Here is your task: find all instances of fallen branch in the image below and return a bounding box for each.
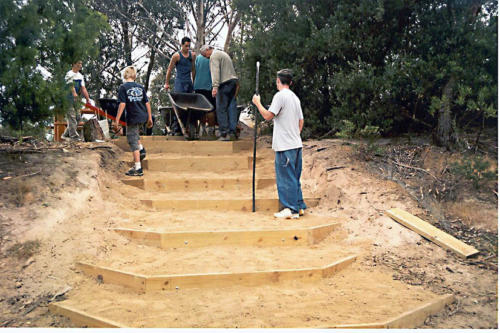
[318,128,336,139]
[389,159,439,180]
[3,169,41,180]
[0,147,66,154]
[88,146,114,150]
[326,166,346,171]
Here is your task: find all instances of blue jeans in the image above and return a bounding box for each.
[216,79,237,136]
[174,80,193,93]
[275,148,307,213]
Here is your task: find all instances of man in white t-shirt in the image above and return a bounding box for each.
[61,60,90,141]
[252,69,307,219]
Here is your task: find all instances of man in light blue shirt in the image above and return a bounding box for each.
[194,54,216,136]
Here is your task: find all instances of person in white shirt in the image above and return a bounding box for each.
[61,60,90,141]
[252,69,307,219]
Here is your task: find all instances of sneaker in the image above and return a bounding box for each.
[274,208,299,219]
[217,134,230,141]
[140,147,146,161]
[229,133,237,141]
[299,209,305,216]
[125,167,143,176]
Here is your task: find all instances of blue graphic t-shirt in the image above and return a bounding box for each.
[117,82,149,125]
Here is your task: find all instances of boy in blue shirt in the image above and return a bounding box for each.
[114,66,153,176]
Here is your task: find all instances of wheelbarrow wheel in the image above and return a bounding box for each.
[187,121,198,140]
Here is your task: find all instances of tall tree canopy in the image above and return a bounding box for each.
[0,0,496,146]
[234,0,497,146]
[0,0,108,130]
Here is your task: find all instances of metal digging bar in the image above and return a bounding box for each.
[252,61,260,212]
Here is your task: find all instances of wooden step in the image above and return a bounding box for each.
[122,174,275,191]
[114,137,252,155]
[138,155,270,172]
[112,222,340,248]
[75,255,356,291]
[49,264,454,328]
[140,197,320,212]
[115,211,341,233]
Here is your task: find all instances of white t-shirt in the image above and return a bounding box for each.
[65,70,85,94]
[268,88,303,152]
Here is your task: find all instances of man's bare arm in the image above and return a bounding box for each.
[165,53,179,90]
[191,52,196,83]
[299,119,304,133]
[252,95,275,121]
[81,86,90,103]
[145,102,153,128]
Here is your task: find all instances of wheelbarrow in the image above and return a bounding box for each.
[167,92,214,139]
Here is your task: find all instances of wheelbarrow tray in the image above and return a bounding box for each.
[167,92,214,113]
[167,92,214,139]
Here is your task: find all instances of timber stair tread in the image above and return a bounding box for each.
[50,264,453,328]
[113,211,338,232]
[49,138,455,327]
[111,220,342,248]
[77,236,354,276]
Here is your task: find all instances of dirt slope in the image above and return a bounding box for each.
[0,138,496,328]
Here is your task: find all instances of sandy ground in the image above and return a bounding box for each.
[58,263,439,328]
[0,137,497,328]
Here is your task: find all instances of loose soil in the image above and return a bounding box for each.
[0,136,497,328]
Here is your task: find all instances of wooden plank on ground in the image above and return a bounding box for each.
[49,303,124,328]
[386,208,479,258]
[385,294,455,328]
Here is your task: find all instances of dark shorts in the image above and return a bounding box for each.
[127,123,142,152]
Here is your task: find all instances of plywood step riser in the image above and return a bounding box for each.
[139,157,271,172]
[114,138,252,154]
[141,198,320,212]
[122,178,275,191]
[113,223,341,248]
[49,293,454,329]
[76,256,357,292]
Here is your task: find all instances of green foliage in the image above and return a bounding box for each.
[0,0,108,131]
[234,0,497,138]
[451,155,497,189]
[337,120,356,139]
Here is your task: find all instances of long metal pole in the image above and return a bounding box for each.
[252,61,260,212]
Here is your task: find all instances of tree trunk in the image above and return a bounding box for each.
[83,119,105,142]
[121,20,132,66]
[223,12,241,52]
[194,0,205,52]
[434,77,457,149]
[144,42,156,93]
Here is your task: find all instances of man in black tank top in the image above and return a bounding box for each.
[164,37,197,135]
